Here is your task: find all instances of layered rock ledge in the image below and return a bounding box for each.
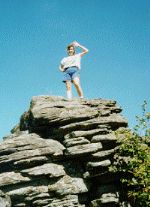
[0,96,130,207]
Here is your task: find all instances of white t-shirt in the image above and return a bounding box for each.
[61,53,81,69]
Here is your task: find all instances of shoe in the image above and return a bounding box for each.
[80,96,84,99]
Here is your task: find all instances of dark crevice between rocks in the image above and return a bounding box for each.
[91,154,115,163]
[109,123,128,131]
[60,123,110,135]
[86,166,110,177]
[26,114,99,131]
[27,124,101,141]
[89,172,120,184]
[67,130,110,142]
[78,192,90,206]
[101,141,118,151]
[60,160,87,178]
[1,177,60,194]
[13,157,51,171]
[87,181,120,204]
[0,148,18,156]
[63,149,104,160]
[0,160,18,173]
[0,155,52,173]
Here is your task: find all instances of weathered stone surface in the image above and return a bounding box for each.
[65,142,102,156]
[60,120,109,133]
[0,136,64,161]
[34,194,85,207]
[91,193,119,206]
[14,156,49,167]
[63,137,90,147]
[87,160,111,169]
[0,190,11,207]
[66,128,109,139]
[7,185,48,197]
[100,192,119,204]
[29,96,99,127]
[91,133,117,143]
[48,175,88,195]
[0,96,130,206]
[92,148,116,160]
[0,172,30,186]
[21,163,65,178]
[0,133,65,173]
[120,201,132,207]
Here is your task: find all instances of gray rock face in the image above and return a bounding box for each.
[0,96,130,207]
[0,190,11,207]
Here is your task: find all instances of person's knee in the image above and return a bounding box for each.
[73,78,80,87]
[74,81,80,88]
[66,82,71,90]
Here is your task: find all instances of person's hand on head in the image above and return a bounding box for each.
[72,41,80,47]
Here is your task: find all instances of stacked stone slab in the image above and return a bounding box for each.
[0,96,130,207]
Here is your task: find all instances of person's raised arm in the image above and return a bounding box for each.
[72,41,89,57]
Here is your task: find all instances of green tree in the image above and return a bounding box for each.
[110,101,150,207]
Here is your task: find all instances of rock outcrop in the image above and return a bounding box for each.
[0,96,130,207]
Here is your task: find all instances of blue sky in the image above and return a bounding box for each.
[0,0,150,140]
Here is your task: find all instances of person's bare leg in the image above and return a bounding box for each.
[72,77,84,98]
[66,81,72,100]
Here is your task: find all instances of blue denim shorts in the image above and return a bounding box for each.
[63,66,80,82]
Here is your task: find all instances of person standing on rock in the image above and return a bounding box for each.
[59,41,89,100]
